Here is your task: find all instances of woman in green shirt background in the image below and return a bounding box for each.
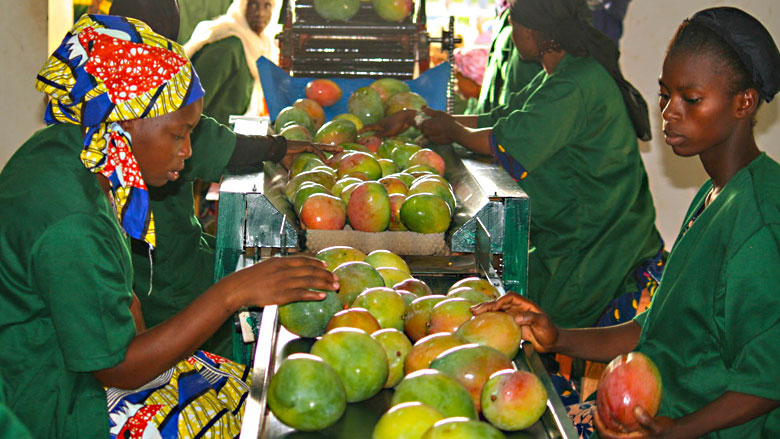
[367,0,661,332]
[183,0,277,124]
[474,6,780,438]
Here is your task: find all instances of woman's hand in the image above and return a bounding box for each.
[229,256,339,308]
[594,406,676,439]
[419,106,460,145]
[361,109,418,137]
[281,140,342,170]
[470,292,559,353]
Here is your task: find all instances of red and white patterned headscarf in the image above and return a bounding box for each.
[35,14,205,248]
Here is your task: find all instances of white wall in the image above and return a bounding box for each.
[620,0,780,245]
[1,0,778,249]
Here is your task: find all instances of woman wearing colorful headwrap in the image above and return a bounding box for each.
[367,0,663,331]
[183,0,277,124]
[109,0,339,360]
[474,6,780,439]
[0,15,337,439]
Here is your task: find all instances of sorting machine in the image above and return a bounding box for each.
[210,0,578,434]
[212,120,577,439]
[275,0,461,110]
[276,0,458,78]
[214,121,532,351]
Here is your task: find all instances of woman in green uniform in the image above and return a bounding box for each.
[110,0,339,359]
[183,0,276,124]
[367,0,659,330]
[0,15,337,439]
[474,7,780,438]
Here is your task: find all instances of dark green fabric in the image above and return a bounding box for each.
[191,36,254,125]
[466,9,543,115]
[177,0,233,43]
[132,116,240,358]
[478,54,659,328]
[635,153,780,438]
[0,124,137,439]
[73,5,89,22]
[508,0,651,140]
[0,379,33,439]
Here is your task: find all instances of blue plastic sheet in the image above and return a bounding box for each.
[257,56,451,122]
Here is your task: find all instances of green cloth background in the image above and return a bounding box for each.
[177,0,232,44]
[191,36,255,125]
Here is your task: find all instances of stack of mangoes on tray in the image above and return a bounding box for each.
[271,246,548,438]
[276,77,456,235]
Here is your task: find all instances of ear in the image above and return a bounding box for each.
[734,88,759,120]
[117,119,136,133]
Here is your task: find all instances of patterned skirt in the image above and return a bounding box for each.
[107,350,251,439]
[595,242,666,327]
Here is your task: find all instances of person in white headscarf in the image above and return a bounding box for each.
[183,0,278,124]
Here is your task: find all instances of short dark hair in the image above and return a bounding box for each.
[667,21,757,100]
[109,0,181,41]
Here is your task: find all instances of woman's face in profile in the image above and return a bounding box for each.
[122,98,203,187]
[510,20,539,62]
[246,0,274,35]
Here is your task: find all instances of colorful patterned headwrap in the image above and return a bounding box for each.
[35,14,205,248]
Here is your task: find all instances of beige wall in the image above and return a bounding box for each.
[0,0,72,166]
[1,0,48,166]
[1,1,778,247]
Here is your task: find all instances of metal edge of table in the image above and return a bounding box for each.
[240,304,280,439]
[240,305,579,439]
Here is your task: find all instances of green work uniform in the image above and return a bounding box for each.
[132,116,239,358]
[177,0,233,44]
[478,53,659,328]
[466,9,542,115]
[0,124,137,439]
[634,153,780,438]
[0,379,34,439]
[191,36,254,125]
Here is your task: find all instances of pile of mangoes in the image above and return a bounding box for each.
[269,246,549,436]
[276,78,456,234]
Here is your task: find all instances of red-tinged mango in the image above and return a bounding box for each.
[305,78,343,106]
